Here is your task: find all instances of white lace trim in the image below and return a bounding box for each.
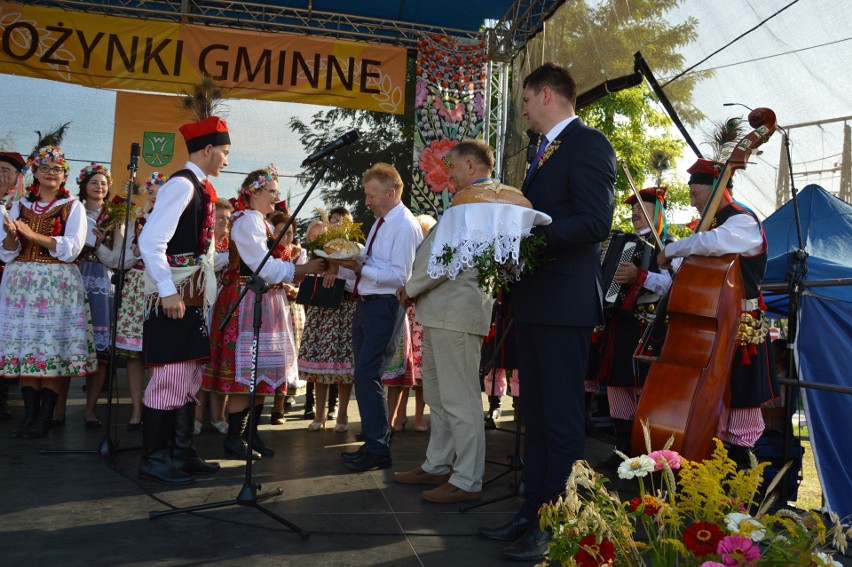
[426,204,551,280]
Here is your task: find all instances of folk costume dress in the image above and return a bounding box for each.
[202,209,299,396]
[297,267,358,386]
[0,197,98,378]
[115,217,146,356]
[79,206,135,359]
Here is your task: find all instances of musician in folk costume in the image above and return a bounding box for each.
[137,116,229,484]
[658,158,779,466]
[590,187,674,466]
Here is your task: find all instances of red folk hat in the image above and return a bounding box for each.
[179,116,231,153]
[625,186,667,208]
[0,152,26,171]
[687,158,723,185]
[274,200,289,214]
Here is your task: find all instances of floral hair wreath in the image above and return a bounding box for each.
[239,163,279,197]
[27,146,70,174]
[76,162,112,185]
[145,172,169,189]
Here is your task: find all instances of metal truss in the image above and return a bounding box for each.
[20,0,480,47]
[489,0,565,60]
[483,51,510,180]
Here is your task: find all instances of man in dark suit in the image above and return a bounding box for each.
[479,63,615,561]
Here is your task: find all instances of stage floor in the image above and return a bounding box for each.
[1,377,847,566]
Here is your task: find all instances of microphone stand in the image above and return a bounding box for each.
[149,155,336,537]
[41,143,143,458]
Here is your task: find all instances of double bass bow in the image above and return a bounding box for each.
[630,107,777,461]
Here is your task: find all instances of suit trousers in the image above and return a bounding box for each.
[352,297,405,457]
[420,326,486,492]
[515,322,592,521]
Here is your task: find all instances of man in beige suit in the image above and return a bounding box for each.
[394,139,497,503]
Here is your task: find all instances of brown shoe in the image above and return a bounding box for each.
[393,466,451,485]
[421,482,482,503]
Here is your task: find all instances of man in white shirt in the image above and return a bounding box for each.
[329,163,422,472]
[137,116,229,485]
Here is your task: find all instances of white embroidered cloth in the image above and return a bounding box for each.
[427,203,552,280]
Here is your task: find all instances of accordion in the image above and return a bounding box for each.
[600,231,653,310]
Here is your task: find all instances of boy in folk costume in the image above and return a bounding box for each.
[137,116,229,484]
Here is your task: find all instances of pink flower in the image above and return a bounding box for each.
[26,356,35,364]
[432,97,466,123]
[717,535,761,565]
[9,357,19,366]
[36,360,47,370]
[647,449,683,471]
[415,77,429,108]
[700,563,726,567]
[418,138,458,194]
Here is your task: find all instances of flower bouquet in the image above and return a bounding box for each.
[101,193,144,233]
[303,208,365,257]
[538,425,849,566]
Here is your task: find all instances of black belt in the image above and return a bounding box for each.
[360,293,397,301]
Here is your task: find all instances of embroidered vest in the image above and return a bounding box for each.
[17,201,76,264]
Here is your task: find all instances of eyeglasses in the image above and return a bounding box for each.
[266,188,280,198]
[38,165,65,174]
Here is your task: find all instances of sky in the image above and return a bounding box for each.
[0,74,334,213]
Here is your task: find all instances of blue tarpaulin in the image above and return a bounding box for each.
[762,185,852,519]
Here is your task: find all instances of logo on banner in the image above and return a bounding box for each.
[143,132,175,167]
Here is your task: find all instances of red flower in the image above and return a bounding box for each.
[575,534,616,567]
[51,217,63,237]
[111,195,125,204]
[682,521,725,557]
[627,494,661,516]
[418,138,458,194]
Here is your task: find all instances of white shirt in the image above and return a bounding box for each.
[543,115,578,147]
[230,210,295,285]
[357,202,422,295]
[0,197,87,263]
[84,205,137,270]
[139,161,206,298]
[665,211,763,260]
[635,228,672,296]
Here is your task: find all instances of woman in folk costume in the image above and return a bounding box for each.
[115,172,166,430]
[53,163,137,428]
[203,165,324,459]
[0,141,98,439]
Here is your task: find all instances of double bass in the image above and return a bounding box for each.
[631,107,777,461]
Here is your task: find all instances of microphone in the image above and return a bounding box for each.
[301,130,359,166]
[128,142,141,171]
[526,129,540,165]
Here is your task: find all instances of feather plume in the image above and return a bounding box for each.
[179,75,227,120]
[703,117,744,162]
[33,122,71,150]
[648,149,672,187]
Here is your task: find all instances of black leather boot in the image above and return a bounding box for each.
[173,403,220,475]
[596,418,634,469]
[303,382,315,420]
[223,408,260,460]
[12,386,40,438]
[485,395,502,429]
[138,406,193,484]
[725,443,754,470]
[22,387,58,439]
[247,404,274,457]
[0,379,11,420]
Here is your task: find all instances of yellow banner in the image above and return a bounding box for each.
[110,91,194,196]
[0,2,407,114]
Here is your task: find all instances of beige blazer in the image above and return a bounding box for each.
[405,229,494,336]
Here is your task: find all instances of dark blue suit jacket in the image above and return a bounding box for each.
[512,117,616,327]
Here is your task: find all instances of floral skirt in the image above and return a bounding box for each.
[382,309,414,387]
[0,262,97,378]
[80,259,114,358]
[115,268,145,356]
[203,275,298,395]
[298,295,356,385]
[408,306,423,387]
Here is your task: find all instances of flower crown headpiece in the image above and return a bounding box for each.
[76,162,112,185]
[145,172,169,189]
[240,163,279,197]
[27,146,69,174]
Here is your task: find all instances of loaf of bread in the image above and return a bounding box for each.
[323,238,360,256]
[452,183,532,208]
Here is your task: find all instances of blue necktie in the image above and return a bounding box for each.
[526,135,549,181]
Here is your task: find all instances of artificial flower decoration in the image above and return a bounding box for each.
[538,140,561,168]
[145,172,169,189]
[30,146,69,173]
[244,163,279,196]
[76,162,112,185]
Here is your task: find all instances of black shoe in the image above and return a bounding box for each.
[502,525,551,562]
[479,515,531,541]
[303,409,316,421]
[344,451,391,472]
[341,446,365,462]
